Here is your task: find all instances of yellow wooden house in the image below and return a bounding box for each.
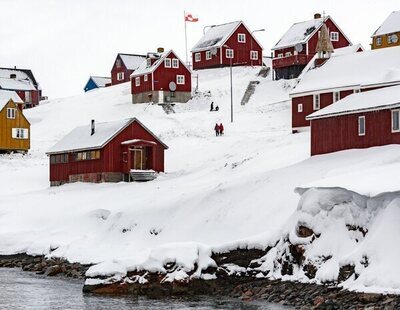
[0,90,30,153]
[371,11,400,50]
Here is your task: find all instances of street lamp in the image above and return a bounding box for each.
[223,44,234,123]
[251,29,265,66]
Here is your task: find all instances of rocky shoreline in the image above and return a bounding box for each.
[1,253,399,309]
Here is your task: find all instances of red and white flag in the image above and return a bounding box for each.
[185,13,199,22]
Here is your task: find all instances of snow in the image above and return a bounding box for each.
[272,17,324,50]
[130,51,169,77]
[191,21,241,52]
[1,66,400,293]
[47,118,132,154]
[119,54,146,71]
[373,10,400,37]
[291,46,400,96]
[91,76,111,88]
[121,139,157,145]
[0,68,30,80]
[0,90,23,110]
[307,84,400,119]
[0,77,36,91]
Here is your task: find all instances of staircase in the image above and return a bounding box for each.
[258,66,270,78]
[241,81,260,105]
[130,170,157,182]
[160,103,175,114]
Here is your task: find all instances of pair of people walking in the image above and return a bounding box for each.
[214,123,224,136]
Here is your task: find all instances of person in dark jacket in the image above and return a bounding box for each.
[219,123,224,135]
[214,123,220,136]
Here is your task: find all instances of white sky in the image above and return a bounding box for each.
[0,0,398,98]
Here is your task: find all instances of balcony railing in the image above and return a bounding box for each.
[272,54,314,69]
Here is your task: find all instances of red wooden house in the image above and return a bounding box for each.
[290,45,400,132]
[0,67,42,108]
[272,14,352,80]
[130,49,192,104]
[111,53,146,85]
[191,21,263,70]
[46,118,168,186]
[307,85,400,156]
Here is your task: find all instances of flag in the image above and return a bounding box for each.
[185,13,199,22]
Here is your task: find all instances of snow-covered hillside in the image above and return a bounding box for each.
[1,67,400,293]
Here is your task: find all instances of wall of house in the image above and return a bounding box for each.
[192,23,263,70]
[311,109,400,155]
[131,73,153,94]
[84,79,98,92]
[372,32,400,50]
[0,100,30,152]
[15,90,40,107]
[49,121,166,183]
[111,55,132,85]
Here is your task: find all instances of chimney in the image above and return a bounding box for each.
[91,120,95,136]
[157,47,164,53]
[314,13,322,19]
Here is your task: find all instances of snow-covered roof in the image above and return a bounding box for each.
[307,85,400,120]
[0,68,39,88]
[0,90,23,111]
[273,17,325,50]
[291,46,400,96]
[119,54,147,70]
[47,118,168,154]
[372,10,400,37]
[0,77,36,91]
[91,76,111,88]
[191,21,242,52]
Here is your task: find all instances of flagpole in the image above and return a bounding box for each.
[184,10,188,64]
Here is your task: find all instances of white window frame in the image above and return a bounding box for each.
[391,110,400,133]
[250,51,258,60]
[333,91,340,103]
[206,51,212,60]
[12,128,29,139]
[144,74,148,82]
[226,49,234,59]
[135,77,140,87]
[7,108,16,119]
[164,58,172,68]
[313,94,320,110]
[195,53,201,62]
[330,32,339,42]
[176,75,185,85]
[358,116,366,136]
[298,103,303,113]
[172,58,179,68]
[285,52,292,57]
[376,36,382,46]
[117,72,124,81]
[238,33,246,43]
[277,53,283,58]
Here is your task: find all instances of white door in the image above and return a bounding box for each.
[25,91,31,103]
[158,91,164,104]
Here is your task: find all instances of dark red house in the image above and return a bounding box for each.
[111,53,146,85]
[272,14,352,80]
[191,21,263,70]
[130,49,192,104]
[0,67,42,108]
[307,85,400,156]
[290,45,400,132]
[46,118,168,186]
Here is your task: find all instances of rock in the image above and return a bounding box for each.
[45,265,63,276]
[297,225,314,238]
[358,293,382,304]
[338,265,355,282]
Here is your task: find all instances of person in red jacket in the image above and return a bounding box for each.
[214,123,220,136]
[219,123,224,135]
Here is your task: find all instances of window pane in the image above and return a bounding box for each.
[393,111,400,131]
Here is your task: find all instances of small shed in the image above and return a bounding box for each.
[84,76,111,92]
[111,53,147,85]
[46,118,168,186]
[307,85,400,155]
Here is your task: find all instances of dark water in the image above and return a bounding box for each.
[0,269,290,310]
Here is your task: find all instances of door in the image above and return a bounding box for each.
[132,149,143,170]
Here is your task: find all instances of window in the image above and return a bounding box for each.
[333,91,340,103]
[116,59,121,68]
[177,75,185,85]
[7,108,16,119]
[164,58,171,68]
[250,51,258,60]
[195,53,201,62]
[226,49,234,59]
[12,128,29,139]
[376,36,382,46]
[285,52,292,57]
[117,72,124,81]
[74,150,100,161]
[135,77,140,87]
[358,116,365,136]
[388,34,398,44]
[238,33,246,43]
[330,32,339,42]
[277,53,283,58]
[392,110,400,132]
[206,51,212,60]
[354,89,361,94]
[172,58,179,68]
[144,74,148,82]
[313,94,320,110]
[298,103,303,113]
[50,154,68,164]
